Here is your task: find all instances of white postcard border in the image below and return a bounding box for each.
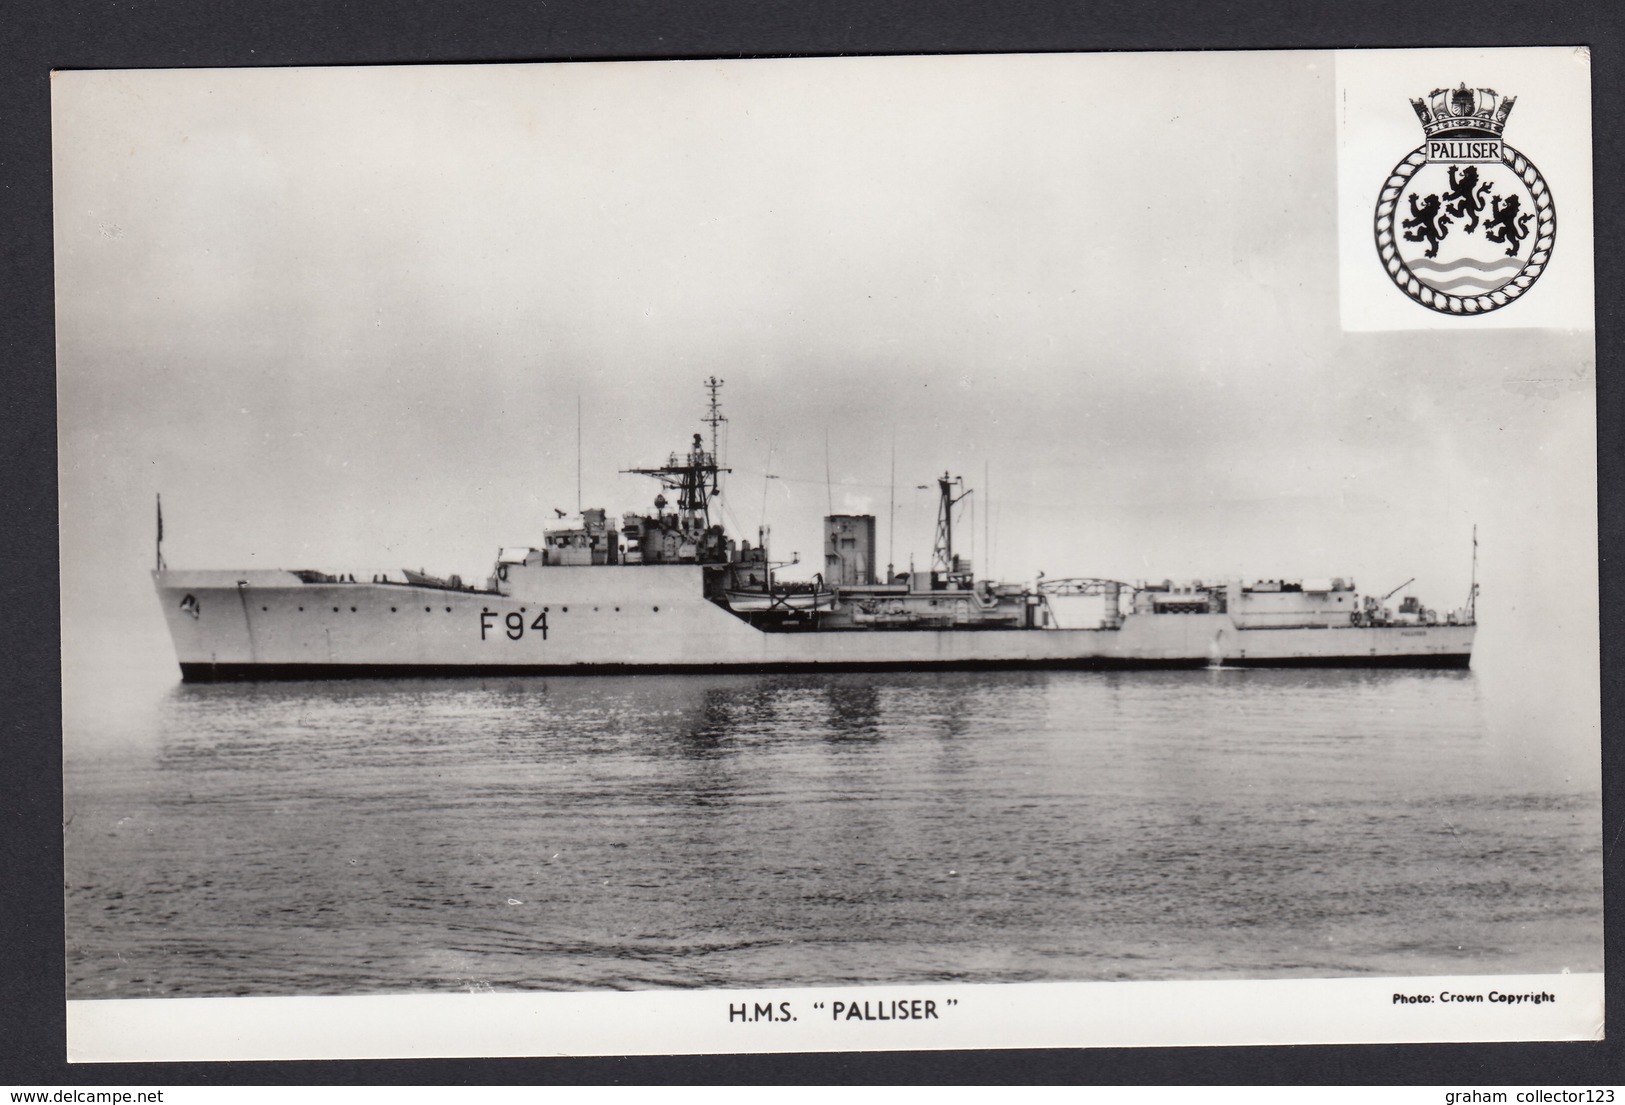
[67,973,1603,1063]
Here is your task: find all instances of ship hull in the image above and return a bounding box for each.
[178,653,1471,682]
[155,566,1476,682]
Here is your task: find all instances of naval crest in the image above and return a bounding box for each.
[1374,84,1555,314]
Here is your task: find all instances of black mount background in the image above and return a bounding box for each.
[3,0,1619,1087]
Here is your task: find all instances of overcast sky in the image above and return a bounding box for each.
[54,52,1596,697]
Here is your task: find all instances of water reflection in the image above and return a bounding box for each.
[142,667,1492,793]
[672,685,744,757]
[64,662,1598,998]
[824,681,882,743]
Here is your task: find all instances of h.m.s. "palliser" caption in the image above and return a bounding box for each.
[729,998,957,1023]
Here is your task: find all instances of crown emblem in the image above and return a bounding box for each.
[1409,83,1516,140]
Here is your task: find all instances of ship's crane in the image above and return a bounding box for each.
[1379,577,1416,603]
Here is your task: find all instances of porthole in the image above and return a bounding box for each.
[562,606,569,613]
[445,606,451,612]
[614,606,620,612]
[391,607,397,612]
[350,606,357,613]
[298,606,304,612]
[425,606,431,612]
[333,606,340,612]
[261,606,268,612]
[653,605,659,613]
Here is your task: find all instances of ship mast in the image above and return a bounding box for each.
[702,376,727,497]
[887,436,896,584]
[622,379,732,538]
[1467,524,1478,623]
[931,472,973,581]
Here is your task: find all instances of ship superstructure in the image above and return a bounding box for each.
[153,381,1476,680]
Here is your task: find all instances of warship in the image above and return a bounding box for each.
[153,379,1476,681]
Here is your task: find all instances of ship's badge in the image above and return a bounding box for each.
[1374,84,1555,314]
[179,593,200,619]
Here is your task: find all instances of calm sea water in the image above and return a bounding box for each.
[63,660,1602,999]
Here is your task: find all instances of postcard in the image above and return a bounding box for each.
[55,47,1600,1061]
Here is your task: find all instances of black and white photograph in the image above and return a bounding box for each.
[53,46,1601,1061]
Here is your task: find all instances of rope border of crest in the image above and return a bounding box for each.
[1373,144,1556,315]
